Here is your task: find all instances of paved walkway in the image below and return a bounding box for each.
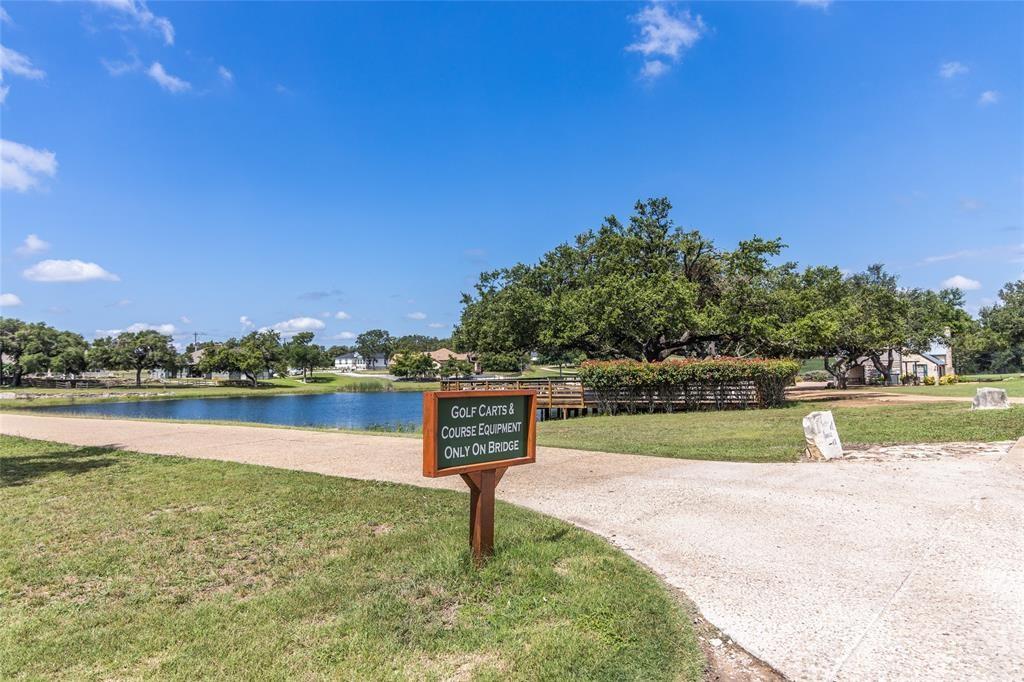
[3,414,1023,681]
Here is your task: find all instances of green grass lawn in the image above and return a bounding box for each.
[879,375,1024,398]
[536,402,1024,462]
[1,373,440,409]
[0,436,702,681]
[798,357,825,373]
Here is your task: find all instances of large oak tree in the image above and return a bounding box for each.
[455,197,794,361]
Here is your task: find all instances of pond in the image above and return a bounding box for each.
[39,392,425,430]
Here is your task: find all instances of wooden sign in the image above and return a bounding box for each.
[423,390,537,563]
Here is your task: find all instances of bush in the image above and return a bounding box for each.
[923,375,935,385]
[801,370,830,382]
[901,373,920,386]
[938,374,958,385]
[577,358,800,413]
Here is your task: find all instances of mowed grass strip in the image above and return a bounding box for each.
[878,375,1024,398]
[536,402,1024,462]
[0,436,702,681]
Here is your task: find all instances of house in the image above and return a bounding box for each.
[423,347,481,374]
[333,352,388,371]
[844,346,954,385]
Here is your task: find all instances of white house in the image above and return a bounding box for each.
[334,352,388,370]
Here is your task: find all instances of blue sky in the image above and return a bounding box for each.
[1,1,1021,346]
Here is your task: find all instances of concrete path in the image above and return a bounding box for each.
[3,413,1023,681]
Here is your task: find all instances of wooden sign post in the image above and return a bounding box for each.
[422,390,537,564]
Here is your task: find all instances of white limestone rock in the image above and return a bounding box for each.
[972,387,1010,410]
[803,410,844,460]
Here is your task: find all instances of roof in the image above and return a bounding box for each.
[919,352,946,366]
[426,347,471,363]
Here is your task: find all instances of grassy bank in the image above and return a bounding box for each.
[1,373,439,409]
[536,402,1024,462]
[1,436,702,680]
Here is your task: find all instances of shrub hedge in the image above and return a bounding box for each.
[577,358,800,413]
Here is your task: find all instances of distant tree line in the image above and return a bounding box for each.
[453,197,1020,386]
[0,318,459,388]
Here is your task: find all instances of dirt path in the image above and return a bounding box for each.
[3,413,1022,681]
[788,386,1024,408]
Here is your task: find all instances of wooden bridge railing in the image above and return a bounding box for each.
[440,377,586,409]
[440,376,766,414]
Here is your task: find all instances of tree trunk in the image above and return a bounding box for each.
[135,367,143,387]
[869,351,895,385]
[823,356,848,389]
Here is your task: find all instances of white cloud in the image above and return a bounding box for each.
[921,244,1023,265]
[101,55,142,77]
[427,322,446,329]
[97,322,176,337]
[795,0,832,8]
[179,315,192,324]
[23,259,119,282]
[959,197,983,211]
[922,249,975,264]
[110,298,133,307]
[640,60,669,80]
[0,293,22,307]
[91,0,175,46]
[939,61,968,79]
[15,233,50,256]
[272,316,326,336]
[978,90,1001,106]
[627,4,706,79]
[332,331,356,340]
[0,45,46,80]
[240,315,254,328]
[406,311,427,320]
[334,310,351,320]
[147,62,190,93]
[0,85,8,104]
[218,65,233,83]
[0,138,57,192]
[942,275,981,291]
[0,8,12,24]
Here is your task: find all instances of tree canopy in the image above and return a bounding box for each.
[453,198,975,386]
[389,351,436,380]
[956,279,1024,373]
[199,330,286,387]
[88,330,177,387]
[355,329,394,367]
[455,198,795,362]
[285,332,327,382]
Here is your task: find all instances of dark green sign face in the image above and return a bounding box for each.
[435,395,529,470]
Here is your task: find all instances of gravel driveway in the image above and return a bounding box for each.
[3,413,1022,681]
